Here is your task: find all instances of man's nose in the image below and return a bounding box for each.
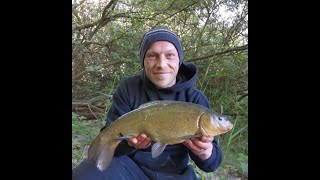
[156,54,167,68]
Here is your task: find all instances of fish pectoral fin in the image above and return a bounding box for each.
[151,142,167,158]
[114,135,134,141]
[180,134,202,140]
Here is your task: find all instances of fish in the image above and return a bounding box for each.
[87,100,233,172]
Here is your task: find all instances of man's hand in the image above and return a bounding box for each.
[127,133,152,149]
[183,136,214,160]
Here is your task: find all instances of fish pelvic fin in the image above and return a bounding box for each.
[87,133,119,172]
[114,134,134,141]
[151,142,167,158]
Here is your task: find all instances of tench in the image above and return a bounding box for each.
[87,100,233,172]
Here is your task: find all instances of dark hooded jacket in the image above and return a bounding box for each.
[104,62,222,174]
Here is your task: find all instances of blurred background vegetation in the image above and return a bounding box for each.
[72,0,247,179]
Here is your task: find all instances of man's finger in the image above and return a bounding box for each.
[184,139,203,153]
[192,139,211,149]
[138,137,151,148]
[136,134,147,143]
[200,136,214,142]
[127,137,138,146]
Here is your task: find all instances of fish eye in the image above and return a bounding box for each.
[218,117,222,121]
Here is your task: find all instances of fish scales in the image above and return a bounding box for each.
[127,101,203,142]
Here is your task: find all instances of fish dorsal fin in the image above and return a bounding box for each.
[137,101,163,109]
[151,142,167,158]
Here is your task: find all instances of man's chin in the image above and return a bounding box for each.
[154,81,175,89]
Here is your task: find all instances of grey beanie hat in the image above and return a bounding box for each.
[139,27,184,67]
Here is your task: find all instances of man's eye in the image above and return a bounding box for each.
[146,54,155,58]
[166,53,175,58]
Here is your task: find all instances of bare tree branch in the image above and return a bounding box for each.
[165,0,178,10]
[102,0,118,18]
[72,60,127,81]
[73,0,119,32]
[159,0,199,22]
[73,11,82,22]
[223,9,248,46]
[73,22,98,31]
[187,44,248,62]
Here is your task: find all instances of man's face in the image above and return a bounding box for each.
[144,41,180,89]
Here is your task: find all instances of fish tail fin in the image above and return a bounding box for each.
[87,131,120,172]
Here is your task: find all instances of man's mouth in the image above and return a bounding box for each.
[154,71,170,74]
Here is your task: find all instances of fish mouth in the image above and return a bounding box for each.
[221,122,233,132]
[229,123,234,130]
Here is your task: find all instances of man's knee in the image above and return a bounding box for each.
[72,159,102,180]
[72,156,148,180]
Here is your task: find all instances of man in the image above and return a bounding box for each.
[73,27,222,180]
